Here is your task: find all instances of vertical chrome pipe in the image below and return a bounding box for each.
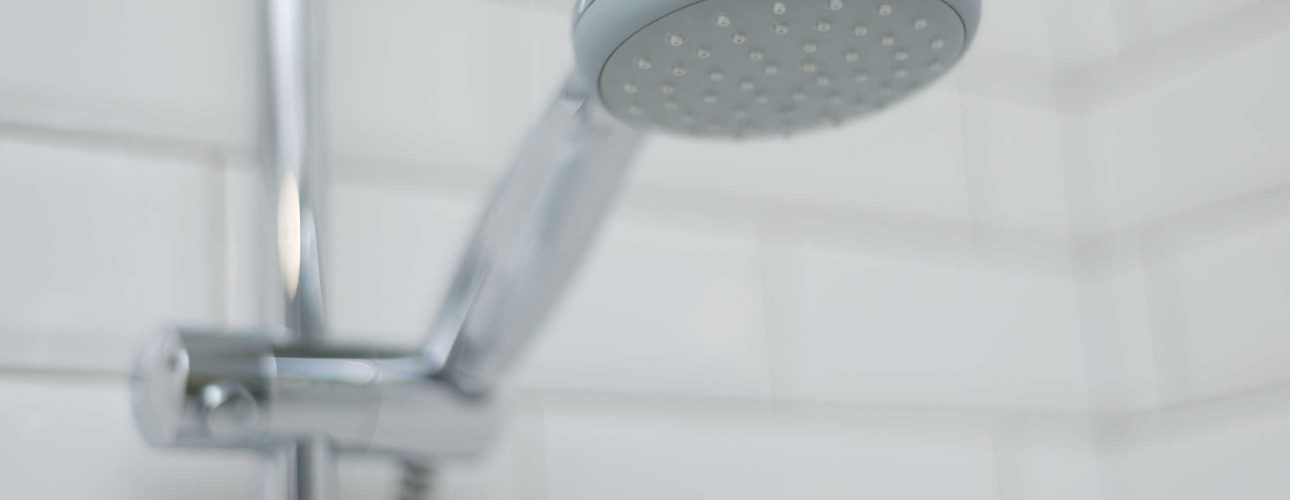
[260,438,337,500]
[398,460,434,500]
[293,439,338,500]
[260,0,333,498]
[424,77,646,394]
[264,0,327,342]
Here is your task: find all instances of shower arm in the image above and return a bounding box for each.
[423,76,646,395]
[131,74,646,461]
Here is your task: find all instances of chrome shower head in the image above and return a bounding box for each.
[573,0,980,138]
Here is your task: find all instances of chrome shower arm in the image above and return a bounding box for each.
[423,75,645,394]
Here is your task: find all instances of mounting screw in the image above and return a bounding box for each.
[201,381,259,438]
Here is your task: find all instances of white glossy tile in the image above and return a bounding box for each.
[0,376,259,499]
[1116,0,1266,49]
[967,0,1054,66]
[513,215,772,398]
[219,165,276,330]
[540,402,784,500]
[325,181,476,346]
[1044,0,1121,71]
[0,0,255,145]
[540,399,1001,500]
[1074,237,1163,415]
[634,86,972,222]
[1081,28,1290,231]
[782,243,1088,411]
[328,0,569,178]
[1143,212,1290,403]
[1103,386,1290,500]
[961,94,1069,236]
[1062,0,1290,115]
[0,137,222,373]
[995,419,1105,500]
[776,419,999,500]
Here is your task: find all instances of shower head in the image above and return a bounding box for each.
[425,2,982,399]
[573,0,980,138]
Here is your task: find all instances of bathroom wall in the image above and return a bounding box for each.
[1,0,1288,498]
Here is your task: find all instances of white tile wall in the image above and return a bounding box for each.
[1141,205,1290,404]
[1112,0,1269,49]
[1078,28,1290,232]
[515,214,774,398]
[327,0,570,179]
[540,397,1002,500]
[0,376,260,499]
[541,402,786,500]
[1043,0,1121,72]
[0,136,224,373]
[632,86,974,224]
[0,1,255,146]
[1100,384,1290,500]
[780,243,1088,412]
[3,0,1290,498]
[1073,236,1163,415]
[968,0,1055,68]
[959,93,1069,237]
[324,180,476,346]
[773,415,1000,500]
[994,418,1105,500]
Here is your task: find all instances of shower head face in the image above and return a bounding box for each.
[574,0,979,138]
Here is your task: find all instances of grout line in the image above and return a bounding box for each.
[1101,181,1290,265]
[990,418,1023,500]
[754,218,796,418]
[1089,414,1124,500]
[525,387,1093,424]
[211,151,232,326]
[0,365,128,384]
[0,119,237,167]
[529,397,551,500]
[1055,116,1122,417]
[954,85,986,247]
[11,102,1288,262]
[2,348,1284,426]
[1135,233,1190,408]
[1104,378,1290,430]
[333,149,1077,273]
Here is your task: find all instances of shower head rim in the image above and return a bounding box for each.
[573,0,981,137]
[575,0,979,41]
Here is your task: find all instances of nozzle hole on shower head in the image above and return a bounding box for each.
[575,0,973,139]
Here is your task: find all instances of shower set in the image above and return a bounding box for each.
[130,0,982,498]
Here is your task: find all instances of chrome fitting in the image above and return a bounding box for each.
[131,329,499,459]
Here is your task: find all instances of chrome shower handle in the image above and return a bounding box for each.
[423,75,645,394]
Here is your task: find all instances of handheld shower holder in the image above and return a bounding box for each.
[132,75,644,464]
[132,329,499,459]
